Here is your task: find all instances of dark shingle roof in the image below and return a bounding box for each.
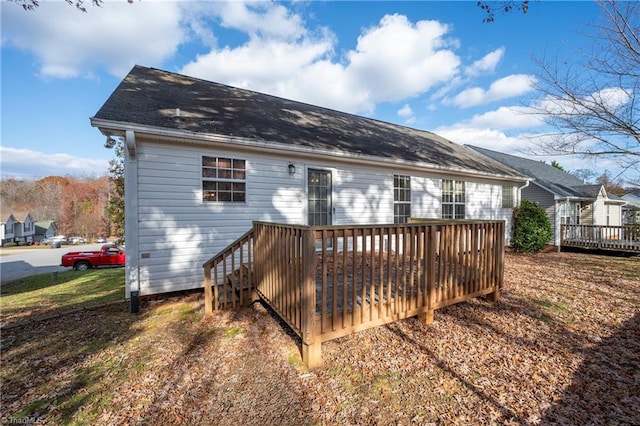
[93,65,522,178]
[466,145,601,199]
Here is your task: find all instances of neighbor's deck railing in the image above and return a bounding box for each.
[561,224,640,253]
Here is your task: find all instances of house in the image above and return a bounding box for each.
[21,213,36,244]
[622,190,640,224]
[35,220,58,242]
[467,146,626,245]
[91,65,528,302]
[3,214,19,244]
[2,213,37,244]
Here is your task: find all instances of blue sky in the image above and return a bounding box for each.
[2,0,624,181]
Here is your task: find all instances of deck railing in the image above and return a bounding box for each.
[203,229,255,314]
[204,220,505,367]
[252,220,504,367]
[561,224,640,252]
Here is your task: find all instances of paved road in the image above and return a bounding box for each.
[0,243,105,285]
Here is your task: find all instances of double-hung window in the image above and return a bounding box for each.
[502,184,515,208]
[393,175,411,224]
[442,179,465,219]
[202,156,246,202]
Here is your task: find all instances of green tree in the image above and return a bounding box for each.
[512,199,552,253]
[550,160,565,172]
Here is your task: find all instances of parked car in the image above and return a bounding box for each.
[96,237,107,243]
[50,236,68,248]
[70,237,88,244]
[60,244,126,270]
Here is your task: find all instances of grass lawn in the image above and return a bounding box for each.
[1,251,638,425]
[1,269,125,328]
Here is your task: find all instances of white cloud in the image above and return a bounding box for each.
[215,1,306,40]
[464,47,505,77]
[397,104,414,118]
[181,11,462,115]
[467,106,545,129]
[1,1,185,78]
[0,146,108,179]
[346,14,460,103]
[397,104,416,123]
[450,74,537,108]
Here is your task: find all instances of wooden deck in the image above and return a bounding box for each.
[561,224,640,253]
[204,220,505,367]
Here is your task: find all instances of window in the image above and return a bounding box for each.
[560,201,580,225]
[202,156,246,202]
[393,175,411,224]
[502,185,514,208]
[442,179,465,219]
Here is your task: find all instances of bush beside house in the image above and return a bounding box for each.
[512,199,553,253]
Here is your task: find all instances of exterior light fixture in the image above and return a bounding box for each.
[288,162,296,175]
[104,135,117,149]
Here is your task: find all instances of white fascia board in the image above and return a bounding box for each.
[90,118,528,183]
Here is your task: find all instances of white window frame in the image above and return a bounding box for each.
[393,175,411,224]
[442,179,466,219]
[501,185,515,208]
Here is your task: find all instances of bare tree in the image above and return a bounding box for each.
[477,1,532,23]
[10,0,133,12]
[529,0,639,178]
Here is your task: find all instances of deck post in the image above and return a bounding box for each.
[486,221,504,303]
[486,289,500,302]
[419,225,437,325]
[204,264,213,316]
[301,228,321,368]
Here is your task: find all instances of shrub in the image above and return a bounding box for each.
[512,199,553,253]
[3,242,18,247]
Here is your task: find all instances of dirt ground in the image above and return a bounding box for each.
[1,250,639,425]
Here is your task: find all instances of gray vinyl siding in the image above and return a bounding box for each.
[522,182,557,245]
[128,140,522,296]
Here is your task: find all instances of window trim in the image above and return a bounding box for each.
[501,184,515,209]
[393,174,411,224]
[441,179,466,219]
[201,156,247,203]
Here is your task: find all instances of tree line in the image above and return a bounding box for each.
[0,175,119,239]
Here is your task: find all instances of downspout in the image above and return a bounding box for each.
[516,180,530,205]
[124,130,140,313]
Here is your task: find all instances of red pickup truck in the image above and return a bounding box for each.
[61,244,126,270]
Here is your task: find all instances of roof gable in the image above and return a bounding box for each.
[93,65,522,179]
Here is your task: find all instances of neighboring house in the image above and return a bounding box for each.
[0,222,5,246]
[21,213,36,244]
[3,214,19,244]
[91,65,527,299]
[621,191,640,224]
[2,213,38,244]
[35,220,58,242]
[468,145,626,245]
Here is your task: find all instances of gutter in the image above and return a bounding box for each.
[90,118,529,184]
